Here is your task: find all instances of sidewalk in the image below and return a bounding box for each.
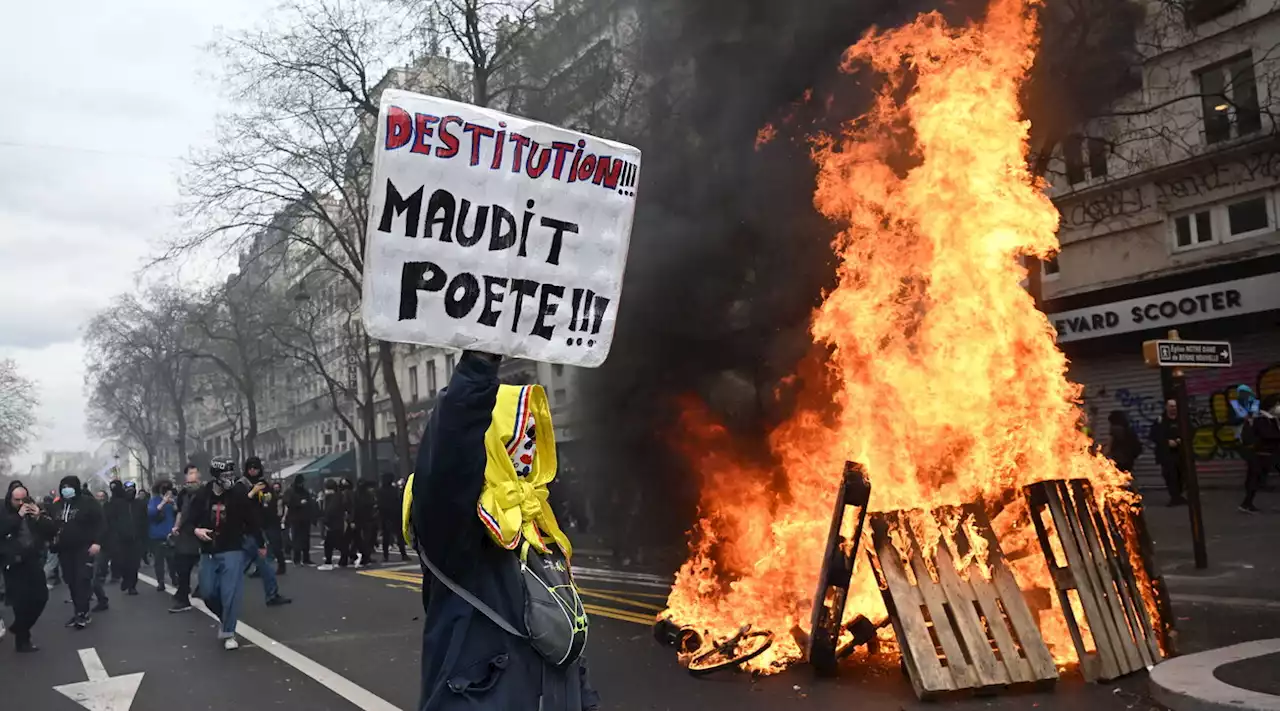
[1145,489,1280,652]
[1144,489,1280,711]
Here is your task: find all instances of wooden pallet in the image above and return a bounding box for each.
[869,505,1058,699]
[1025,479,1164,682]
[807,462,872,676]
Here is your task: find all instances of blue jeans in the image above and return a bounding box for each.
[198,550,246,637]
[242,536,278,600]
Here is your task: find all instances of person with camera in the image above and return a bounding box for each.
[241,457,292,606]
[147,480,179,592]
[1,482,58,651]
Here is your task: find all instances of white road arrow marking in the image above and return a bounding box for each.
[53,648,144,711]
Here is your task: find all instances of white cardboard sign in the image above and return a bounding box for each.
[361,89,641,368]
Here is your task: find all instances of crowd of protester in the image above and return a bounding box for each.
[0,457,410,652]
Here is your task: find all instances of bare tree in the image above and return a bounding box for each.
[186,275,291,460]
[82,289,199,466]
[167,0,424,479]
[0,359,38,476]
[265,272,383,476]
[397,0,545,108]
[85,349,167,486]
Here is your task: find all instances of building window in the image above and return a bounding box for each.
[1062,134,1108,185]
[338,429,347,443]
[409,366,419,401]
[1042,256,1061,280]
[1200,54,1262,145]
[554,388,568,403]
[1225,194,1273,240]
[324,433,332,447]
[1173,209,1215,250]
[1185,0,1243,25]
[552,364,564,378]
[446,353,456,378]
[1172,193,1274,251]
[426,361,438,398]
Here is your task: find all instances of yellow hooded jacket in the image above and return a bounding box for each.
[403,383,572,558]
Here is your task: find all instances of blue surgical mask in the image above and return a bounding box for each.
[61,487,77,499]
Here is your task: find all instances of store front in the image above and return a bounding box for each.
[1045,259,1280,490]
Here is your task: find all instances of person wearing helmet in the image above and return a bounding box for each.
[181,457,264,650]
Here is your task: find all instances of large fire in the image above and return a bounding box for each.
[662,0,1147,673]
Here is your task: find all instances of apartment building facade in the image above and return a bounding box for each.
[1044,0,1280,488]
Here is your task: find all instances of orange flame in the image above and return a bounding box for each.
[663,0,1147,673]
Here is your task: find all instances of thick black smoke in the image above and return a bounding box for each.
[573,0,1141,564]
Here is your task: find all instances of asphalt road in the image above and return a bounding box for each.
[0,542,1171,711]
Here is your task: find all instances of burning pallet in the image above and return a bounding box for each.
[868,505,1059,699]
[807,462,872,676]
[1025,479,1165,682]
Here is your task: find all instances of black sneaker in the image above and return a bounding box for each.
[169,600,193,613]
[65,616,80,628]
[74,614,90,629]
[156,584,166,593]
[92,600,109,612]
[1238,504,1262,514]
[15,638,38,653]
[125,589,139,596]
[265,595,293,607]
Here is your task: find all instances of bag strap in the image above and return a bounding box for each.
[415,539,527,639]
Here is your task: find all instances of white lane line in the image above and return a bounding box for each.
[137,573,402,711]
[79,648,110,682]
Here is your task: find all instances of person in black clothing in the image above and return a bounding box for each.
[1149,399,1186,506]
[411,352,599,711]
[1104,410,1143,475]
[52,475,105,629]
[169,465,204,613]
[284,475,315,565]
[183,457,265,650]
[352,479,379,567]
[1,483,58,651]
[104,481,147,595]
[320,480,348,569]
[1240,395,1280,513]
[244,457,287,577]
[378,473,408,562]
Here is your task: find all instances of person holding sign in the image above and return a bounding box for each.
[407,351,598,711]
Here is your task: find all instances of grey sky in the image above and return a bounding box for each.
[0,0,264,471]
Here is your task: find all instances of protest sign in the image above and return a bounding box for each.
[361,89,641,368]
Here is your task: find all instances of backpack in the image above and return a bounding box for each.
[418,539,589,668]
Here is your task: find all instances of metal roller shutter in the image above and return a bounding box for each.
[1067,329,1280,491]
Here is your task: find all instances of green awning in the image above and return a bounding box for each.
[294,451,353,477]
